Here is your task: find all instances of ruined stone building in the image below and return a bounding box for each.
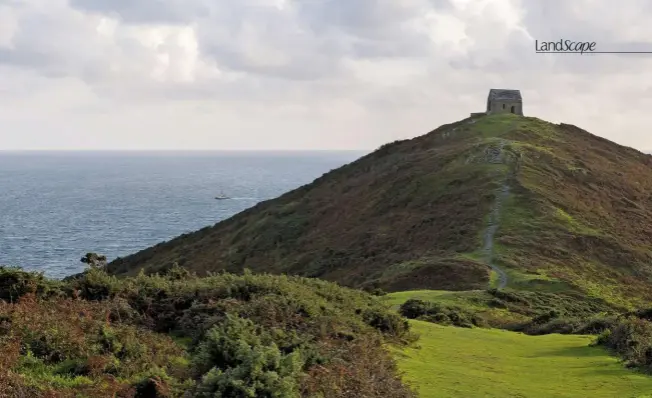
[471,89,524,118]
[486,89,523,116]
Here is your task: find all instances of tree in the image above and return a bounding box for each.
[80,253,107,269]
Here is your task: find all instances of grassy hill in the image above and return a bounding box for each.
[395,320,652,398]
[107,113,652,308]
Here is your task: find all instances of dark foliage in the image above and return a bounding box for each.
[0,266,62,303]
[597,317,652,372]
[399,299,487,328]
[486,289,615,319]
[80,252,108,269]
[403,289,619,336]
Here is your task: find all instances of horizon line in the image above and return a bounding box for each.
[0,148,372,152]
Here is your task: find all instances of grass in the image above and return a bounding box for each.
[489,270,501,288]
[552,207,601,236]
[471,114,521,138]
[395,320,652,398]
[500,267,572,293]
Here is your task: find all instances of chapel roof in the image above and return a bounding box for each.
[488,89,522,102]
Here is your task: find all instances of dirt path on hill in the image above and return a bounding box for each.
[480,120,520,289]
[455,118,520,288]
[482,147,510,289]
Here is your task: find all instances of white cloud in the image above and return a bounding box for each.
[1,0,652,150]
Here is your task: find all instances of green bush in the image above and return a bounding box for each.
[399,299,430,319]
[509,310,619,336]
[522,317,582,335]
[486,288,614,319]
[399,299,486,328]
[363,308,410,335]
[192,316,303,397]
[598,317,652,370]
[0,266,62,302]
[575,316,619,335]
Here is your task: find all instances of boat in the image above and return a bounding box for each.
[215,191,230,200]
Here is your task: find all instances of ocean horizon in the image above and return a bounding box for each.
[0,150,367,278]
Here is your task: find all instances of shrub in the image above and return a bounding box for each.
[362,308,410,336]
[598,317,652,370]
[399,299,486,328]
[508,310,620,336]
[399,299,430,319]
[575,316,618,335]
[0,267,62,302]
[523,317,582,335]
[1,294,188,391]
[485,288,614,319]
[192,317,303,397]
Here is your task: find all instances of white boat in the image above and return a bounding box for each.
[215,191,230,200]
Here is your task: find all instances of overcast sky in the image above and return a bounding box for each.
[1,0,652,151]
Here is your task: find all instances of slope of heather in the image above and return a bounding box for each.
[107,114,652,307]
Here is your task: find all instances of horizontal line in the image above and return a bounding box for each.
[536,51,652,54]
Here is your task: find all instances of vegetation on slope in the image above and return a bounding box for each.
[0,266,415,397]
[491,118,652,307]
[107,116,505,290]
[388,288,617,329]
[107,114,652,308]
[395,320,652,398]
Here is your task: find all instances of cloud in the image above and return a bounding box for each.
[2,0,652,150]
[68,0,209,24]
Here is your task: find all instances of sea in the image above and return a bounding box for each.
[0,151,366,278]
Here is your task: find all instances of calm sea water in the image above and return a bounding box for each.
[0,151,365,278]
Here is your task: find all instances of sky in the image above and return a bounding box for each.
[2,0,652,151]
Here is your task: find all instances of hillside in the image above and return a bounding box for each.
[107,113,652,307]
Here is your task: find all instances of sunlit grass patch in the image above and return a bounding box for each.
[395,320,652,398]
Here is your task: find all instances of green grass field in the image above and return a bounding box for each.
[395,320,652,398]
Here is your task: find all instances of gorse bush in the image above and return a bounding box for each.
[192,316,304,397]
[0,266,63,302]
[0,266,416,397]
[399,299,487,328]
[597,317,652,371]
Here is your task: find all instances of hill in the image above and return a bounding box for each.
[107,113,652,308]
